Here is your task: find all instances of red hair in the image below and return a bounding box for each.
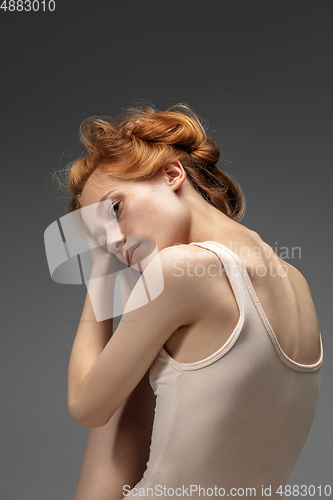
[61,104,245,221]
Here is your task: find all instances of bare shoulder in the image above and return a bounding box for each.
[148,243,222,279]
[124,244,224,330]
[140,244,226,323]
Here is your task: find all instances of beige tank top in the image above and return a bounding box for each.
[123,241,323,500]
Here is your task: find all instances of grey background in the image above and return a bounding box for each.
[1,1,332,499]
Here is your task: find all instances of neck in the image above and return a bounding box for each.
[183,186,242,245]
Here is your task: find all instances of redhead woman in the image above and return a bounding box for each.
[57,105,322,499]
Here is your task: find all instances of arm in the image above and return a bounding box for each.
[68,246,203,428]
[67,247,119,416]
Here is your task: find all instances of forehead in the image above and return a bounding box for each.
[81,171,125,208]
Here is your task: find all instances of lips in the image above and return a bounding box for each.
[126,243,141,265]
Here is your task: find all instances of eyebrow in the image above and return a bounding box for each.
[96,189,117,214]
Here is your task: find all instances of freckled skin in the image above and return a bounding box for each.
[80,160,242,264]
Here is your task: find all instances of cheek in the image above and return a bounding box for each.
[124,205,151,235]
[126,194,178,236]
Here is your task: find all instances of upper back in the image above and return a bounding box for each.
[231,229,322,365]
[164,227,322,366]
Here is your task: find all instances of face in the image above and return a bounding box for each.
[80,162,190,269]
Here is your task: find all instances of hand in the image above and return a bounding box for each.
[90,245,120,277]
[85,245,121,322]
[82,232,122,281]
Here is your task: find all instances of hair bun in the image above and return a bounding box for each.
[120,104,219,166]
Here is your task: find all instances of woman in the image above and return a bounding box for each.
[61,104,322,499]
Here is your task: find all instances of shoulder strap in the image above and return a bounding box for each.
[189,240,247,325]
[189,241,323,372]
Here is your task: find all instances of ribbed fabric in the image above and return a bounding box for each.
[123,241,323,499]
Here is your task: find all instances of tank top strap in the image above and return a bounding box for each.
[189,240,323,372]
[189,240,248,294]
[189,240,246,271]
[190,239,277,321]
[189,240,248,326]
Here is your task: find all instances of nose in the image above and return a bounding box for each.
[105,226,126,255]
[107,237,125,255]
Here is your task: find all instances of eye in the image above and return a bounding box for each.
[108,201,121,218]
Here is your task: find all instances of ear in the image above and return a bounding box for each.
[161,160,186,192]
